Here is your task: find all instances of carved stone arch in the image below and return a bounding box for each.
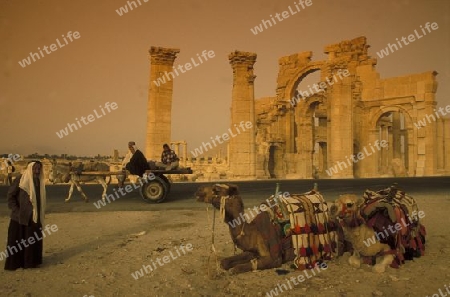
[367,105,415,177]
[281,61,326,102]
[369,105,414,130]
[295,95,326,118]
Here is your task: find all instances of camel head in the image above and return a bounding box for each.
[330,194,365,225]
[195,183,243,213]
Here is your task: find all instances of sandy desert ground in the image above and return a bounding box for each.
[0,191,449,297]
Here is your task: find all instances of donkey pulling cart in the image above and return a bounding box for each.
[76,167,193,203]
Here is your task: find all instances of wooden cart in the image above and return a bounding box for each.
[139,168,193,203]
[81,168,193,203]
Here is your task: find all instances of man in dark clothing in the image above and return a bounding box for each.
[123,142,150,177]
[4,161,46,270]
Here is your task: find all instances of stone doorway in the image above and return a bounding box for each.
[375,111,409,176]
[268,145,283,178]
[313,141,327,178]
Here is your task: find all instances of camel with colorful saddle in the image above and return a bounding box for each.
[330,184,426,272]
[196,183,426,274]
[195,183,339,274]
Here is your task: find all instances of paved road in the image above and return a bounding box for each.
[0,177,449,216]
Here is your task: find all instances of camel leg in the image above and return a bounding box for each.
[373,245,394,273]
[97,177,108,202]
[221,251,255,270]
[348,250,361,268]
[65,181,75,203]
[229,255,283,274]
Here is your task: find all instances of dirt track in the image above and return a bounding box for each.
[0,190,449,297]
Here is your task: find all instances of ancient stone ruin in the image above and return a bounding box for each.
[146,37,450,180]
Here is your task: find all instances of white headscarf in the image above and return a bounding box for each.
[19,162,46,225]
[122,144,138,167]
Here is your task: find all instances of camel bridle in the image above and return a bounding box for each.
[208,185,246,267]
[205,184,236,277]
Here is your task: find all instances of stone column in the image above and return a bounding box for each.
[228,51,257,178]
[146,47,180,160]
[392,112,402,159]
[423,101,437,175]
[388,126,394,165]
[444,119,450,172]
[173,142,180,156]
[327,70,354,178]
[296,116,314,178]
[183,141,187,167]
[227,143,230,167]
[436,118,444,170]
[380,125,388,171]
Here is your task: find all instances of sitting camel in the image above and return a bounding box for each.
[330,187,426,273]
[330,194,394,273]
[196,183,295,274]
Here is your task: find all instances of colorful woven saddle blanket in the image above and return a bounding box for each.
[265,190,338,270]
[360,186,426,267]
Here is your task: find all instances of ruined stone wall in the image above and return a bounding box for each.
[253,36,443,179]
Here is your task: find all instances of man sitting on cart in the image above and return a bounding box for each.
[155,144,179,170]
[122,141,150,177]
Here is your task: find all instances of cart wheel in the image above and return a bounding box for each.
[140,176,168,203]
[160,175,171,194]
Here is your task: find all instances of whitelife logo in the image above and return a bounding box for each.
[265,262,328,296]
[290,69,350,107]
[115,0,149,16]
[227,192,289,228]
[93,173,156,209]
[18,31,81,68]
[55,102,118,139]
[190,121,252,158]
[414,104,450,130]
[376,22,439,59]
[250,0,313,35]
[0,224,58,261]
[152,50,215,87]
[362,210,425,247]
[131,243,193,280]
[325,140,388,177]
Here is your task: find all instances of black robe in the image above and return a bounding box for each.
[4,176,43,270]
[125,150,150,177]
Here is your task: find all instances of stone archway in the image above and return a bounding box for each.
[252,36,442,179]
[367,106,415,177]
[281,61,326,103]
[273,53,328,179]
[292,97,326,178]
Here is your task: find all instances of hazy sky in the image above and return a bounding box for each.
[1,0,449,157]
